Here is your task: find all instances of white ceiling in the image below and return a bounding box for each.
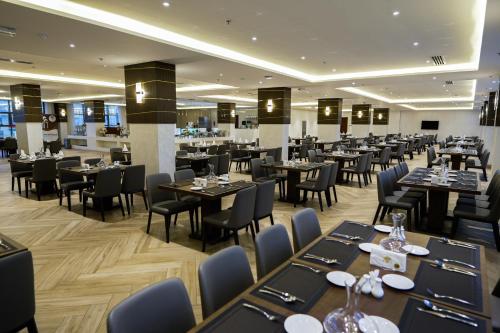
[0,0,498,111]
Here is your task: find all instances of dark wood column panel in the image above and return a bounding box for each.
[479,103,486,126]
[83,100,104,123]
[486,92,496,126]
[54,103,68,122]
[317,98,342,124]
[351,104,371,125]
[372,108,389,125]
[217,103,236,124]
[124,61,176,124]
[9,84,42,123]
[258,87,291,124]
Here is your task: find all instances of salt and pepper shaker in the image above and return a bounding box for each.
[361,274,372,294]
[371,278,384,299]
[359,269,384,299]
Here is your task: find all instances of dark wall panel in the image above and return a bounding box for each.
[83,100,105,123]
[258,87,291,124]
[317,98,342,124]
[372,108,389,125]
[9,84,42,123]
[217,103,236,124]
[351,104,371,125]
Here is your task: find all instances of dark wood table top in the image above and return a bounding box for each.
[398,168,481,195]
[176,155,214,161]
[0,233,27,259]
[261,161,327,172]
[437,148,478,156]
[347,147,380,153]
[60,164,128,176]
[324,152,360,160]
[447,142,477,147]
[159,179,255,200]
[369,143,399,148]
[10,157,62,165]
[191,221,491,332]
[238,147,274,153]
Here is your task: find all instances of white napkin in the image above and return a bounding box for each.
[122,144,128,152]
[370,247,407,272]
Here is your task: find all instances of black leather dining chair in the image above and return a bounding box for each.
[295,164,332,211]
[57,160,91,211]
[291,208,322,252]
[25,158,58,201]
[255,224,293,279]
[82,168,125,222]
[201,185,257,252]
[217,153,230,175]
[121,165,147,215]
[0,251,37,333]
[342,153,369,188]
[107,278,195,333]
[146,173,194,242]
[198,246,254,318]
[84,158,102,166]
[372,147,391,171]
[174,169,200,231]
[252,180,276,233]
[9,155,32,195]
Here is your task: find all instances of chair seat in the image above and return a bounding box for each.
[456,198,490,209]
[341,166,359,173]
[152,200,190,215]
[384,195,417,209]
[466,159,481,167]
[254,176,273,183]
[394,190,425,199]
[296,181,317,191]
[203,209,232,227]
[12,171,32,178]
[458,193,489,201]
[61,180,90,191]
[453,204,491,221]
[180,195,202,206]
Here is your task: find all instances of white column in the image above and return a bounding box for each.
[259,124,289,160]
[317,124,340,141]
[218,123,235,139]
[16,123,43,153]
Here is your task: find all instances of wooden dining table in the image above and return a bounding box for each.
[437,148,478,170]
[323,152,360,183]
[190,220,491,332]
[398,168,481,233]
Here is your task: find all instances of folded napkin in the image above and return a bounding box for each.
[370,247,407,272]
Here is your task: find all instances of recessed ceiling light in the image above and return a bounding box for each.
[118,79,122,82]
[432,76,437,80]
[219,73,223,77]
[60,72,64,75]
[69,43,75,48]
[258,81,263,84]
[351,82,356,85]
[493,80,497,84]
[162,2,170,7]
[264,75,273,80]
[9,59,15,63]
[392,10,400,16]
[413,42,419,47]
[426,60,431,64]
[251,36,257,41]
[331,69,337,72]
[300,56,306,60]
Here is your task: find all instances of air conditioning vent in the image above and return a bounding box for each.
[445,80,453,85]
[431,56,446,65]
[0,25,16,37]
[0,57,33,65]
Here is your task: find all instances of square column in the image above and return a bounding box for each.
[258,87,291,159]
[351,104,372,137]
[372,108,390,135]
[10,84,43,153]
[83,100,105,150]
[54,103,69,142]
[317,98,342,141]
[217,102,236,138]
[125,61,176,176]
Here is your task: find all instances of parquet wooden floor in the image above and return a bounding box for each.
[0,149,498,332]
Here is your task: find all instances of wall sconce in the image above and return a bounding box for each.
[86,107,93,116]
[230,109,236,117]
[266,99,273,113]
[357,110,363,118]
[60,108,66,117]
[325,106,331,116]
[377,113,383,120]
[135,82,145,104]
[13,96,22,110]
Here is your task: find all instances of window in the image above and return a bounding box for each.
[105,105,121,127]
[0,99,15,137]
[72,103,84,126]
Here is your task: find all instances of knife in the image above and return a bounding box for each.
[430,264,477,277]
[330,232,362,240]
[417,307,478,327]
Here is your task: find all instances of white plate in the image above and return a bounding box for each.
[359,316,400,333]
[190,186,203,191]
[374,225,393,233]
[402,245,429,256]
[326,271,356,287]
[423,177,432,182]
[382,274,414,290]
[284,314,323,333]
[218,181,230,185]
[358,243,382,253]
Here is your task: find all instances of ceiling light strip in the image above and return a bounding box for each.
[5,0,486,83]
[399,103,474,111]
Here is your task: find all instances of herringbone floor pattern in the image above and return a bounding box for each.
[0,150,498,332]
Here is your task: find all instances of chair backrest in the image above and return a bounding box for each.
[107,278,195,333]
[94,168,122,197]
[176,150,188,156]
[9,159,32,173]
[254,180,275,220]
[327,162,339,186]
[32,158,57,182]
[217,154,230,175]
[198,246,254,318]
[355,153,369,172]
[250,158,267,181]
[4,137,17,150]
[481,151,490,168]
[274,147,282,162]
[313,164,332,191]
[207,145,218,155]
[121,165,146,193]
[60,156,81,163]
[299,144,308,158]
[228,186,257,229]
[57,160,83,184]
[307,149,317,162]
[291,208,322,252]
[84,158,102,166]
[255,224,293,279]
[486,171,500,195]
[400,162,410,175]
[397,143,405,156]
[0,251,35,333]
[216,144,227,155]
[394,164,404,180]
[111,150,126,163]
[426,148,434,165]
[207,155,219,175]
[381,147,392,163]
[364,153,373,172]
[146,173,176,207]
[376,170,395,203]
[174,169,195,182]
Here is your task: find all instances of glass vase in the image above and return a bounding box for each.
[379,212,409,254]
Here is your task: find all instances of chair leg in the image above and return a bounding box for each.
[318,192,324,212]
[482,168,487,181]
[195,208,200,233]
[249,223,256,240]
[269,214,275,225]
[17,177,22,195]
[325,188,332,207]
[100,198,105,221]
[11,176,14,191]
[189,209,195,235]
[368,172,372,183]
[59,189,63,206]
[406,209,412,231]
[174,213,178,226]
[67,190,72,211]
[333,185,338,202]
[83,195,87,217]
[130,193,134,206]
[232,229,240,245]
[380,206,388,221]
[373,204,382,225]
[36,184,41,201]
[164,214,171,243]
[142,190,148,210]
[492,221,500,252]
[357,174,362,188]
[26,317,38,333]
[253,218,260,233]
[201,222,207,252]
[124,193,131,215]
[118,195,125,216]
[146,211,152,233]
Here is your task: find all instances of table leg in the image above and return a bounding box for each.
[195,198,226,243]
[285,170,301,203]
[450,154,462,170]
[426,189,449,232]
[336,159,346,183]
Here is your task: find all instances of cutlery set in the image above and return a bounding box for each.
[291,262,321,274]
[258,286,304,304]
[440,237,476,250]
[0,239,10,250]
[330,232,363,241]
[242,303,279,322]
[430,260,478,277]
[304,253,340,265]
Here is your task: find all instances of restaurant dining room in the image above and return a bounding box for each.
[0,0,500,332]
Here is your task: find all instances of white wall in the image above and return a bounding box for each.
[290,109,317,138]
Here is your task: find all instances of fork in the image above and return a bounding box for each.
[243,303,278,321]
[291,263,321,274]
[325,237,352,246]
[263,286,305,303]
[0,239,10,250]
[304,253,340,265]
[330,232,362,241]
[258,289,295,303]
[426,288,474,306]
[440,258,476,269]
